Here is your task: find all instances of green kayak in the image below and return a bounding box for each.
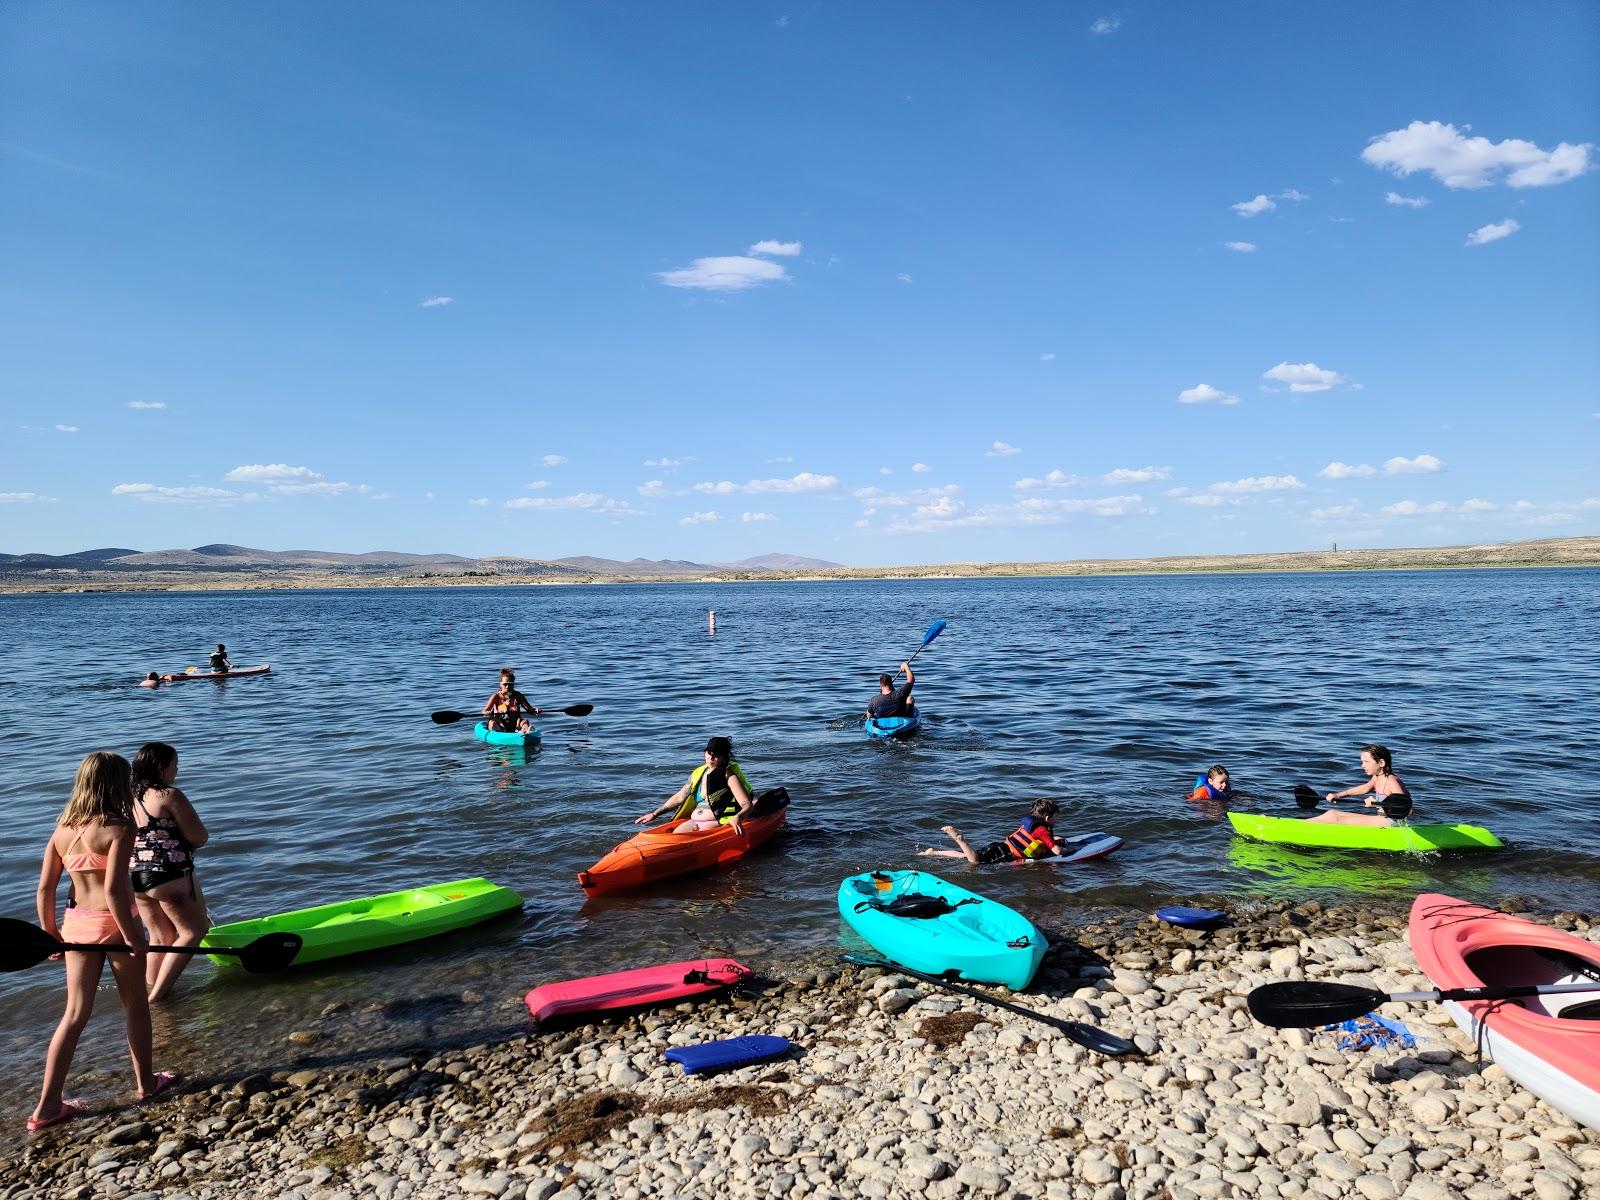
[1227,811,1503,853]
[202,877,523,968]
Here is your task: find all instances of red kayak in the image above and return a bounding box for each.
[577,788,789,895]
[1410,894,1600,1131]
[525,958,750,1024]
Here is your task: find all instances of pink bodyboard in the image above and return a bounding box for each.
[525,957,750,1024]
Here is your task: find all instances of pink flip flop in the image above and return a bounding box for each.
[26,1099,85,1133]
[137,1071,181,1102]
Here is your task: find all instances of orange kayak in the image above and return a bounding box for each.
[578,788,789,894]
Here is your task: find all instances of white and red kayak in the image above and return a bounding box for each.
[1410,894,1600,1131]
[525,958,749,1025]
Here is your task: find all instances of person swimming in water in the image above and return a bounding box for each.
[1187,764,1234,802]
[1306,743,1412,825]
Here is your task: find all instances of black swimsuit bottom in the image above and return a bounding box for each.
[131,865,193,895]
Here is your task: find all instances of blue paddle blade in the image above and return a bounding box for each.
[920,619,948,647]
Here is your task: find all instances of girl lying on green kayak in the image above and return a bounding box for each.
[1306,744,1413,825]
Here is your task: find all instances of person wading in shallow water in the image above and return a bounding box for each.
[30,752,178,1133]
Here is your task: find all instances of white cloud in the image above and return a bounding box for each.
[1015,469,1084,490]
[748,240,802,257]
[127,400,166,409]
[1223,241,1257,253]
[1210,474,1305,494]
[270,481,368,497]
[1320,461,1377,479]
[504,492,638,515]
[1278,188,1310,202]
[679,510,718,525]
[916,495,965,519]
[419,296,454,308]
[1466,218,1520,246]
[424,492,435,500]
[1104,465,1172,484]
[884,493,1152,532]
[1384,453,1443,475]
[1330,216,1356,223]
[1089,16,1121,35]
[741,511,776,522]
[1232,194,1276,217]
[656,255,789,291]
[911,463,931,473]
[878,467,892,476]
[853,484,961,515]
[1178,383,1240,405]
[1180,493,1234,507]
[542,454,568,467]
[525,480,549,490]
[226,463,321,482]
[1040,353,1056,361]
[643,457,690,469]
[636,480,675,499]
[1461,498,1497,512]
[1381,499,1451,516]
[0,491,54,502]
[112,483,241,503]
[55,424,78,433]
[1310,503,1361,521]
[986,440,1022,457]
[1385,191,1430,208]
[1262,361,1344,393]
[468,497,489,507]
[692,472,839,495]
[766,455,795,464]
[1362,120,1594,189]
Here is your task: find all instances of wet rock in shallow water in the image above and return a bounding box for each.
[99,1121,153,1146]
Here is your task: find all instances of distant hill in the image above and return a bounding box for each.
[0,544,840,578]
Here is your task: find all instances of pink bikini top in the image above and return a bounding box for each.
[62,829,108,873]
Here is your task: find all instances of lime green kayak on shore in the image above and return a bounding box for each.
[202,877,523,968]
[1227,811,1503,853]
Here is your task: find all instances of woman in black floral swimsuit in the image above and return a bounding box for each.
[129,743,210,1002]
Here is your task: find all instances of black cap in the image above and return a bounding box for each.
[705,736,733,758]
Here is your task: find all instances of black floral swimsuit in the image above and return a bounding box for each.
[131,791,196,896]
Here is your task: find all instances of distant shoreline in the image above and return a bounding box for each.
[2,535,1595,595]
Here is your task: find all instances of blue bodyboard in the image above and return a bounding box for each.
[1156,906,1227,928]
[664,1035,791,1075]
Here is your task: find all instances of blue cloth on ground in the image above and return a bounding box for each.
[1326,1014,1416,1050]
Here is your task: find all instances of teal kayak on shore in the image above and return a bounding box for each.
[838,869,1046,990]
[1227,811,1503,852]
[203,877,524,968]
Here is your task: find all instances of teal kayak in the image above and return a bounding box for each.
[838,869,1046,990]
[864,715,919,739]
[474,721,541,748]
[1227,811,1503,852]
[202,877,523,968]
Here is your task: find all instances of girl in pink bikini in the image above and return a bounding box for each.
[29,751,178,1132]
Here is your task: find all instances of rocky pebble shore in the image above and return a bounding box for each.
[5,899,1597,1200]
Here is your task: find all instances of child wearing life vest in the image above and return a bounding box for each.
[921,798,1062,865]
[1187,764,1234,802]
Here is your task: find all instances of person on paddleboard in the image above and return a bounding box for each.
[208,645,232,674]
[482,668,540,734]
[1306,744,1412,825]
[922,798,1063,864]
[636,736,754,836]
[867,661,916,720]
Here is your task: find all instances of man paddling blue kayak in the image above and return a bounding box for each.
[866,661,917,722]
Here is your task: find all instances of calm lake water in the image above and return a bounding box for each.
[1,571,1596,1121]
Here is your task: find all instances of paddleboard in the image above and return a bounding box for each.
[665,1035,791,1075]
[163,663,271,682]
[1156,906,1227,928]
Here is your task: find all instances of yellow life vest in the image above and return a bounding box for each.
[671,761,754,823]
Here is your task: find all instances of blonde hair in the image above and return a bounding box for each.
[58,751,133,828]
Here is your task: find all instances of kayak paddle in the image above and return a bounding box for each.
[1247,977,1600,1028]
[431,703,594,725]
[843,952,1142,1057]
[903,619,948,668]
[1293,784,1411,819]
[0,918,302,975]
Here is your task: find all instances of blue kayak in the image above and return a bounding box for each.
[838,869,1046,990]
[473,721,541,748]
[864,714,920,739]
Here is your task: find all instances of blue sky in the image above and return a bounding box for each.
[3,2,1597,565]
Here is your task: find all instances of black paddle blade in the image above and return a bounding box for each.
[1292,784,1321,809]
[211,932,303,974]
[431,710,469,725]
[562,704,594,717]
[0,918,67,972]
[1247,980,1385,1028]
